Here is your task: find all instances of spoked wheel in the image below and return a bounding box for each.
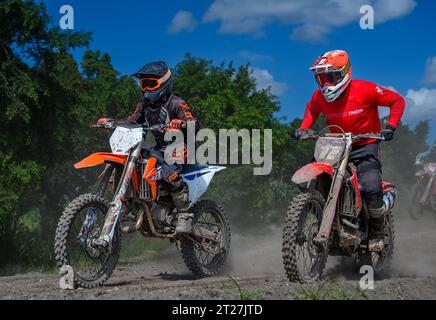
[54,193,121,288]
[409,182,426,220]
[355,211,395,276]
[282,191,328,283]
[181,200,231,277]
[370,211,395,274]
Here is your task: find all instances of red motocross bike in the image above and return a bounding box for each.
[409,163,436,220]
[282,127,396,283]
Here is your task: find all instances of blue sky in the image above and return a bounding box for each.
[41,0,436,142]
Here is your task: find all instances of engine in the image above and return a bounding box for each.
[337,179,357,218]
[151,204,175,232]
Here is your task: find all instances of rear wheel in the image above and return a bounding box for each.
[54,193,121,288]
[355,211,395,276]
[371,211,395,274]
[282,190,328,283]
[181,200,231,277]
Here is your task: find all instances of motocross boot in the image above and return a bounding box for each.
[367,193,386,252]
[368,215,386,252]
[171,185,194,234]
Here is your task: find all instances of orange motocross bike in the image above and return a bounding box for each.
[282,127,396,283]
[54,122,231,288]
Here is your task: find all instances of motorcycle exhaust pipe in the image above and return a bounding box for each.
[121,211,144,233]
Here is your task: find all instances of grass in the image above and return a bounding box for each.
[226,275,263,300]
[296,279,369,300]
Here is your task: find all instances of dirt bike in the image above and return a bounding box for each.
[282,127,396,283]
[409,163,436,220]
[54,122,231,288]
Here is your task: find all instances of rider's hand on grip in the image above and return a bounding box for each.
[292,128,314,140]
[167,119,186,131]
[291,128,304,140]
[96,118,114,131]
[381,125,396,141]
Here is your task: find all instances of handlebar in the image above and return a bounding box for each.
[352,133,385,141]
[91,122,187,132]
[297,129,385,141]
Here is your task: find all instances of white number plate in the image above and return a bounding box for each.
[109,127,143,155]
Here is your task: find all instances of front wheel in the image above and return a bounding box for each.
[409,182,426,220]
[282,190,328,283]
[54,193,121,288]
[180,200,231,277]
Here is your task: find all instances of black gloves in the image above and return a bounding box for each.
[381,125,396,141]
[291,128,305,140]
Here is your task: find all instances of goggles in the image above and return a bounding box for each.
[312,61,350,87]
[139,69,171,91]
[315,71,344,87]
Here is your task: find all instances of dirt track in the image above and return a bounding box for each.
[1,217,436,300]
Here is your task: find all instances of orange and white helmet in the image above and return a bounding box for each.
[310,50,352,102]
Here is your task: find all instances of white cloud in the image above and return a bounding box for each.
[239,51,274,61]
[167,11,198,34]
[423,56,436,85]
[374,0,417,22]
[250,67,288,96]
[403,88,436,124]
[203,0,416,42]
[382,57,436,128]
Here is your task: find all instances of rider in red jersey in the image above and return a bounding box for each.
[294,50,406,247]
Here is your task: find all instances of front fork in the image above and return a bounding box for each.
[314,141,352,248]
[94,144,142,249]
[78,165,114,248]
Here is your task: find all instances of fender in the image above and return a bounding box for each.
[74,153,127,169]
[292,162,334,185]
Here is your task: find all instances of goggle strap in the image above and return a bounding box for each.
[158,69,172,85]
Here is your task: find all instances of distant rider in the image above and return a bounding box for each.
[415,141,436,166]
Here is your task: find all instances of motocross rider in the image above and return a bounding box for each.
[293,50,406,249]
[415,140,436,166]
[97,61,199,234]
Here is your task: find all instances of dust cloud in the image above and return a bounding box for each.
[225,208,436,279]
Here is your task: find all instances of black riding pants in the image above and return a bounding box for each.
[348,142,383,209]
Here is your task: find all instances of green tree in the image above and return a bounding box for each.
[173,54,292,224]
[0,0,138,269]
